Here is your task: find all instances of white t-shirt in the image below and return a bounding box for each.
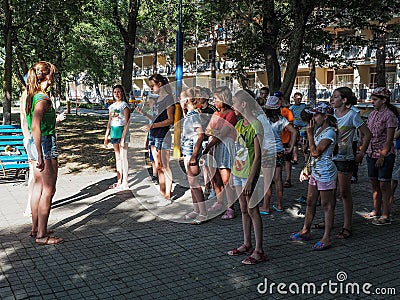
[312,127,337,182]
[334,109,364,161]
[262,116,289,153]
[109,101,130,127]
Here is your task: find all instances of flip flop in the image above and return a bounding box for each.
[227,244,252,256]
[311,241,331,251]
[289,232,310,241]
[273,204,284,212]
[260,211,270,215]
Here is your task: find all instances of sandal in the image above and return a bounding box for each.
[183,211,198,220]
[191,214,207,225]
[227,244,252,256]
[36,236,64,245]
[363,210,380,220]
[312,221,325,229]
[108,183,119,189]
[242,250,269,265]
[221,208,235,220]
[372,217,391,226]
[284,181,292,188]
[311,241,332,251]
[289,232,310,241]
[336,228,352,239]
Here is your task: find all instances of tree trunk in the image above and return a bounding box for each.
[152,49,158,74]
[375,30,386,88]
[2,0,13,125]
[309,59,316,106]
[262,0,281,94]
[211,26,218,91]
[113,0,141,96]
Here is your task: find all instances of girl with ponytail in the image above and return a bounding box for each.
[25,61,64,245]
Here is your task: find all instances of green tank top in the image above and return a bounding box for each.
[26,92,56,136]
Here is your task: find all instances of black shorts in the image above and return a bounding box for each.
[283,143,293,161]
[334,160,355,174]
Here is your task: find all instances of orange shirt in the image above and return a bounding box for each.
[281,107,293,144]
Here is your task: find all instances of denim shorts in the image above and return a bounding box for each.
[26,134,58,161]
[148,133,172,151]
[110,131,130,145]
[334,160,355,174]
[232,175,259,196]
[309,176,336,191]
[366,154,395,181]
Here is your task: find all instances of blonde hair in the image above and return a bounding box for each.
[25,61,56,114]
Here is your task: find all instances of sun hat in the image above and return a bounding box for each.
[265,96,280,109]
[305,102,334,115]
[371,87,391,99]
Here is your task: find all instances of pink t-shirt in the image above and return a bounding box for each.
[366,107,398,158]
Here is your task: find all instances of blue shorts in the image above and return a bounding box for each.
[26,134,58,161]
[232,174,259,193]
[110,131,130,145]
[366,154,395,181]
[148,133,172,151]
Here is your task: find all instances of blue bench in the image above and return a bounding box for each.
[0,125,29,177]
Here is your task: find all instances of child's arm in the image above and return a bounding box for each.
[189,127,204,166]
[104,111,112,146]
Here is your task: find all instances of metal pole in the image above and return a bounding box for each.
[173,0,183,158]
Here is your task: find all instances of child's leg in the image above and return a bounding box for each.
[248,197,263,253]
[120,143,129,186]
[161,149,172,199]
[237,186,252,247]
[186,161,205,215]
[220,168,234,207]
[113,143,122,184]
[320,189,336,245]
[300,183,319,235]
[275,166,284,209]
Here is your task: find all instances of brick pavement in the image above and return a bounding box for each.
[0,117,399,299]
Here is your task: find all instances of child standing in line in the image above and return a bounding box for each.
[259,96,296,214]
[289,102,337,251]
[203,86,237,219]
[137,95,158,184]
[104,85,131,190]
[227,90,268,264]
[180,88,207,224]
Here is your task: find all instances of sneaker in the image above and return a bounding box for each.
[151,175,159,185]
[157,199,172,207]
[208,189,216,199]
[147,198,160,203]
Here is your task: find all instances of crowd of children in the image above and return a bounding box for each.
[117,73,398,264]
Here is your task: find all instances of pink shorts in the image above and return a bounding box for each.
[309,176,336,191]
